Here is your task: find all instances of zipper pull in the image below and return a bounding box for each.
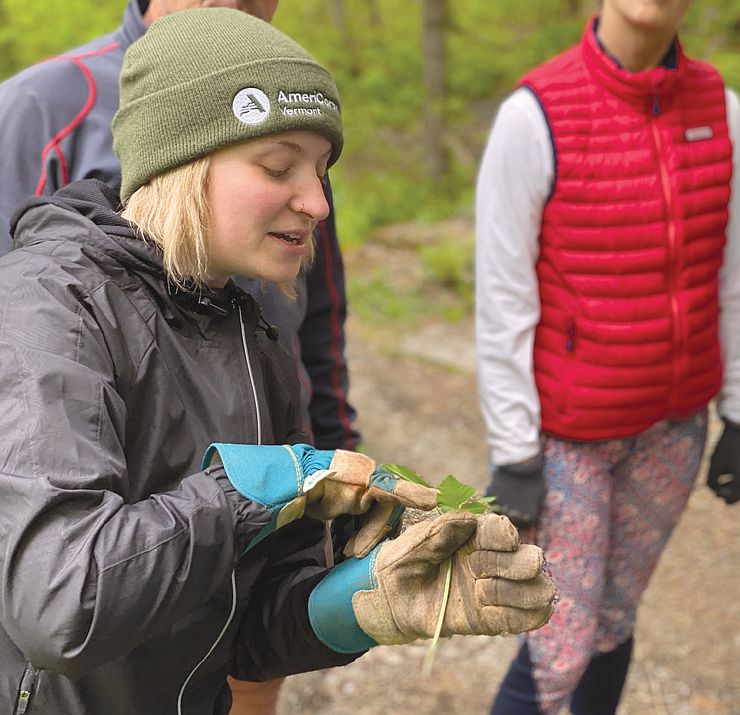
[16,690,31,715]
[197,295,230,316]
[14,665,39,715]
[566,319,576,352]
[650,79,664,116]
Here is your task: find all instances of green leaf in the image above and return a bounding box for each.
[458,500,489,514]
[383,463,493,514]
[381,463,434,488]
[437,474,476,511]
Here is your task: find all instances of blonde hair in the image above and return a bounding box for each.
[121,155,314,297]
[121,156,211,290]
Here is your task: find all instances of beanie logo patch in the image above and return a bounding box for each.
[232,87,271,125]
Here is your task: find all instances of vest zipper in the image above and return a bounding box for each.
[14,664,40,715]
[566,318,576,353]
[650,89,683,410]
[176,302,261,714]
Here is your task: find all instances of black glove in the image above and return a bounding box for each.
[485,454,546,529]
[707,419,740,504]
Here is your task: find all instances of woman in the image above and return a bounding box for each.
[475,1,740,713]
[0,8,555,715]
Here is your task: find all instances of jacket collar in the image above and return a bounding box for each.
[116,0,148,51]
[12,179,261,322]
[581,15,684,113]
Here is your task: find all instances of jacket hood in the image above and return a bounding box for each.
[10,178,265,323]
[11,178,167,277]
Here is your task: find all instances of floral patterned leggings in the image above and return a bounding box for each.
[491,411,708,715]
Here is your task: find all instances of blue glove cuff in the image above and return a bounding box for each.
[201,443,334,505]
[201,443,334,550]
[308,547,381,654]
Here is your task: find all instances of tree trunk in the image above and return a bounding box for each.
[326,0,361,77]
[327,0,348,32]
[422,0,448,179]
[367,0,382,27]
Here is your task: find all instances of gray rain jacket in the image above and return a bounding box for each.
[0,180,357,714]
[0,0,359,452]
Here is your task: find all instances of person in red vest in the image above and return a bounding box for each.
[475,0,740,713]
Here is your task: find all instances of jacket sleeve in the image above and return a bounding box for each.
[231,519,363,680]
[475,88,552,466]
[0,261,268,680]
[0,64,89,254]
[718,87,740,423]
[299,177,361,451]
[0,83,55,253]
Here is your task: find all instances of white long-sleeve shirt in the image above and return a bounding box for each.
[475,87,740,465]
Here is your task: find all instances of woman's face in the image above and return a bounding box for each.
[601,0,692,35]
[205,130,332,287]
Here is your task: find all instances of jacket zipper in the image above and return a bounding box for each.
[650,85,682,410]
[14,665,40,715]
[176,302,261,714]
[237,301,263,444]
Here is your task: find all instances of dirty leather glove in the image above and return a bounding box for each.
[304,450,438,557]
[307,511,555,653]
[202,443,438,553]
[485,454,546,529]
[707,419,740,504]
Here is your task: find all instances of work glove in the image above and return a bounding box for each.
[203,443,438,554]
[485,454,546,529]
[707,419,740,504]
[308,511,555,653]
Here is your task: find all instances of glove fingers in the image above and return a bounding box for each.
[376,511,478,568]
[343,502,405,559]
[469,513,520,552]
[475,603,554,636]
[380,480,439,510]
[475,573,556,610]
[328,450,376,485]
[467,543,545,580]
[707,452,729,486]
[305,482,367,520]
[717,480,740,504]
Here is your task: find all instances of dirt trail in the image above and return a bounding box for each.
[279,245,740,714]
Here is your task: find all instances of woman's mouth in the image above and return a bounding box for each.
[269,231,307,247]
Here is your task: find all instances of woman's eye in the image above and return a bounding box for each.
[262,166,290,178]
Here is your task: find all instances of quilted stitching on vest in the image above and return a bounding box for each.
[520,20,732,440]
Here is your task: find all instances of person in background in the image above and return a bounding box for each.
[0,2,357,712]
[0,9,558,714]
[475,0,740,713]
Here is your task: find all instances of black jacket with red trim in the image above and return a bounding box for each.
[0,0,359,451]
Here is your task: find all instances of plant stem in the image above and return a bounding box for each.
[422,554,454,676]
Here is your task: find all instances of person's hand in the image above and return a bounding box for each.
[308,511,555,653]
[485,454,546,529]
[202,443,438,554]
[302,449,438,557]
[707,419,740,504]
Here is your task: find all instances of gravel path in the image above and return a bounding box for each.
[278,308,740,715]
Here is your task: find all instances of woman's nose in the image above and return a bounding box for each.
[292,176,330,222]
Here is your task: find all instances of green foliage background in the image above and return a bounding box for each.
[1,0,738,248]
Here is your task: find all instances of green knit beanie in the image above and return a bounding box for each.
[113,7,343,201]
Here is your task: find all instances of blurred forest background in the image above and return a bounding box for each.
[1,0,739,319]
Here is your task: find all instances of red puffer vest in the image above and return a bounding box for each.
[520,19,732,441]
